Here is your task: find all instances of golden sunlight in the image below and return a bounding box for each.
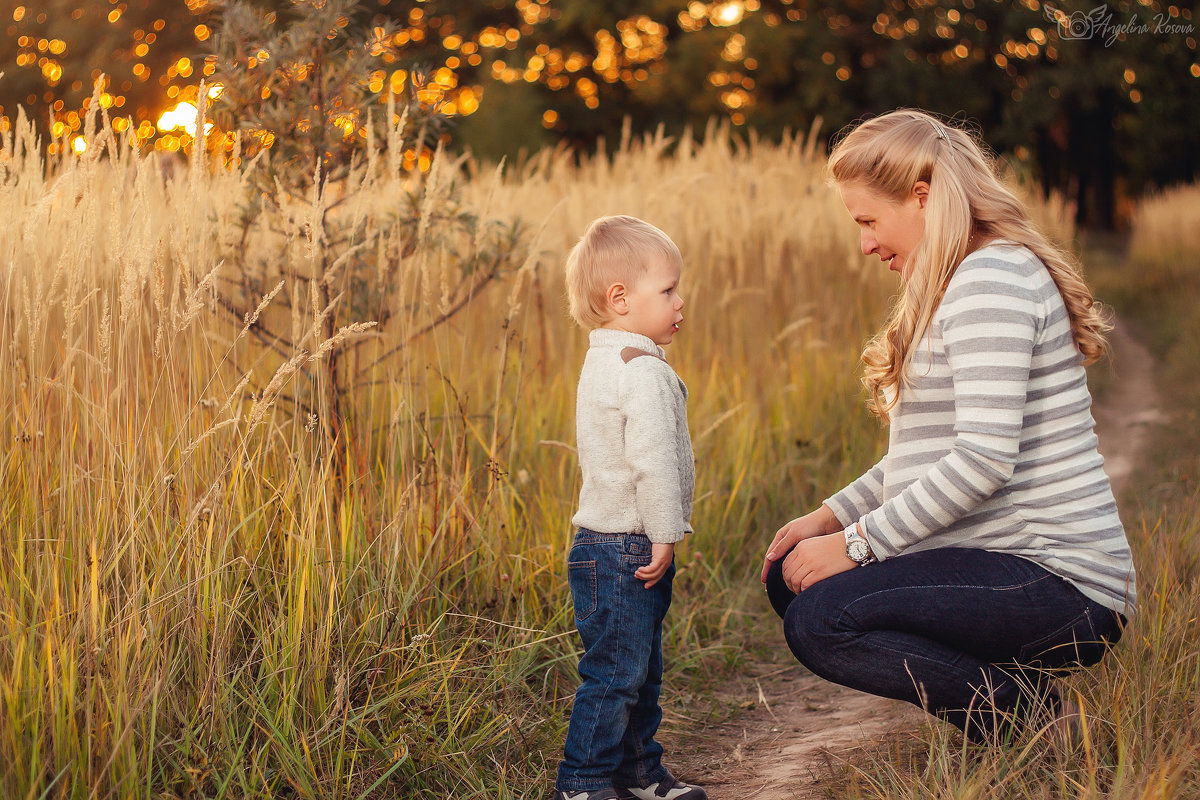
[156,101,214,135]
[713,1,745,27]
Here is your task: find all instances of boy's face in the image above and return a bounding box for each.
[606,256,685,346]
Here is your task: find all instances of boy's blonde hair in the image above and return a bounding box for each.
[827,109,1110,422]
[565,215,682,329]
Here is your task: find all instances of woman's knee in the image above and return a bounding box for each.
[764,555,796,619]
[781,585,845,676]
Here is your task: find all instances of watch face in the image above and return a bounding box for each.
[848,539,869,563]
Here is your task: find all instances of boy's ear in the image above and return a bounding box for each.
[605,282,628,316]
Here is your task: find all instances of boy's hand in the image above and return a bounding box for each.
[636,542,675,588]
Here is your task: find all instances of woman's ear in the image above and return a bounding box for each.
[913,180,931,210]
[605,282,628,316]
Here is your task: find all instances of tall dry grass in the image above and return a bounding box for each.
[0,109,894,798]
[1127,183,1200,280]
[6,98,1193,798]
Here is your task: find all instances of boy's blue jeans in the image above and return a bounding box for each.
[556,529,675,792]
[765,546,1125,742]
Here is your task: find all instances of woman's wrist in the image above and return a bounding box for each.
[819,504,845,535]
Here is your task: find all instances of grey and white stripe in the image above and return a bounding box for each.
[825,243,1137,615]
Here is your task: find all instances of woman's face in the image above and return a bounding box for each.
[838,181,928,279]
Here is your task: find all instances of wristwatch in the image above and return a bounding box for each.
[844,528,877,566]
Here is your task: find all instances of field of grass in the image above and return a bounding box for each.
[2,105,1197,799]
[0,112,896,799]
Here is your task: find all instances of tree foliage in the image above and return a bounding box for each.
[465,0,1197,228]
[203,0,527,481]
[2,0,209,143]
[3,0,1195,227]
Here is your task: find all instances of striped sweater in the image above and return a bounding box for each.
[825,243,1137,615]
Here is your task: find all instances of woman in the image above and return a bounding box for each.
[761,109,1137,743]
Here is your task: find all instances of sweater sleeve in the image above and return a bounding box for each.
[618,358,690,544]
[824,456,886,526]
[852,265,1041,558]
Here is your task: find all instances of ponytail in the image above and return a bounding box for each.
[828,110,1109,421]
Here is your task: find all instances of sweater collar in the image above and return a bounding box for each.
[588,328,665,359]
[967,238,1021,259]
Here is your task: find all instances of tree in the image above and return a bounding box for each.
[1,0,211,149]
[4,0,1195,226]
[203,0,526,483]
[443,0,1197,228]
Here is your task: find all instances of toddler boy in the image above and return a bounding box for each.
[554,215,706,800]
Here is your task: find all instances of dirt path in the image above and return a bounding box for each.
[663,317,1163,800]
[665,664,926,799]
[1091,318,1166,497]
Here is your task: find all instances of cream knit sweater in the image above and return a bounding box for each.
[571,328,695,544]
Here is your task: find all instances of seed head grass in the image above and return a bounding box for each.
[1,108,1195,799]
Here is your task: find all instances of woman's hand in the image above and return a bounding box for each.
[779,532,857,592]
[761,504,844,584]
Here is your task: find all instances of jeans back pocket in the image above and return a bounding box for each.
[568,560,598,622]
[1017,606,1111,670]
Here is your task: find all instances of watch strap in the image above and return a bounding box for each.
[844,526,877,566]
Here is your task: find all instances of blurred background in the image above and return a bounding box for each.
[2,0,1196,228]
[4,4,1200,797]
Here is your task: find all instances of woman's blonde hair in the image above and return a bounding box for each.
[565,215,682,329]
[827,109,1110,421]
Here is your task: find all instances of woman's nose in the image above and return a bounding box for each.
[861,231,877,256]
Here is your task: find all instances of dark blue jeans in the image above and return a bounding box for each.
[765,546,1125,742]
[556,530,675,792]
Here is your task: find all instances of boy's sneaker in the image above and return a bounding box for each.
[554,789,619,800]
[616,774,707,800]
